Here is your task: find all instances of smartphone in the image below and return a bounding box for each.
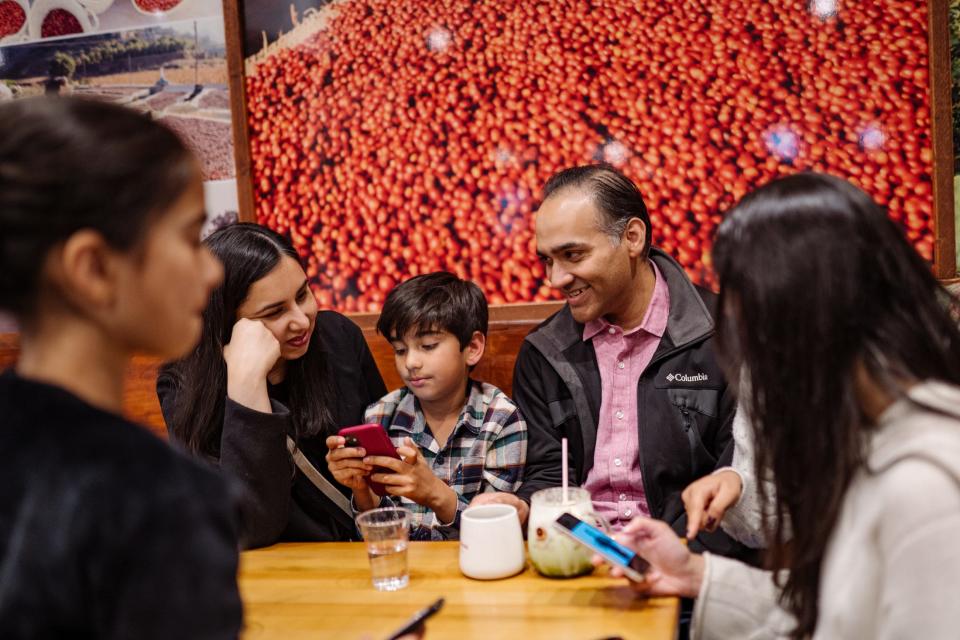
[338,424,401,496]
[552,512,649,582]
[385,597,444,640]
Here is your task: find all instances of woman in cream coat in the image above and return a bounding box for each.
[608,173,960,639]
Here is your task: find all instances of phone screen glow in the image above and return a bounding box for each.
[567,520,635,566]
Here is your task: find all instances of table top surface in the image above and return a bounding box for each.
[239,541,678,640]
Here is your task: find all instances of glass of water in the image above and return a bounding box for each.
[356,507,411,591]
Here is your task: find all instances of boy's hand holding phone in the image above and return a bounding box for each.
[324,435,378,510]
[366,437,459,524]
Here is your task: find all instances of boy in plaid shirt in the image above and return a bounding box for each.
[325,272,527,540]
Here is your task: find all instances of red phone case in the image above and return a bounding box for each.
[338,424,400,497]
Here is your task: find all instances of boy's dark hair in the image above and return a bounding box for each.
[377,272,488,349]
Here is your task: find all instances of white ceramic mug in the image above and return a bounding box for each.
[459,504,525,580]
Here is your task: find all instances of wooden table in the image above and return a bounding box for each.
[239,541,678,640]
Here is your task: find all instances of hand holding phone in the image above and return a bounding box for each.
[338,424,401,496]
[385,597,444,640]
[552,513,649,582]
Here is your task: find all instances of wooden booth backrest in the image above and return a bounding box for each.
[0,304,558,439]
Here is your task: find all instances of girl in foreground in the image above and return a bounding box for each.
[159,223,386,547]
[611,173,960,639]
[0,97,241,637]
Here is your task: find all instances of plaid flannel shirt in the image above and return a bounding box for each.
[363,379,527,540]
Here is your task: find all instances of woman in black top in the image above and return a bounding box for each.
[159,223,386,547]
[0,97,241,637]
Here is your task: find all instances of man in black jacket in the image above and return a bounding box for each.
[474,164,749,560]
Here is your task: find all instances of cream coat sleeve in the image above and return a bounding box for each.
[867,458,960,640]
[717,407,786,548]
[693,456,960,640]
[692,554,794,640]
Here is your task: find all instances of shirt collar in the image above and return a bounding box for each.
[458,379,485,436]
[582,261,670,341]
[391,379,484,439]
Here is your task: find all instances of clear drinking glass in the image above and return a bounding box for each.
[356,507,411,591]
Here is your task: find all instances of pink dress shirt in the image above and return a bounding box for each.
[582,262,670,529]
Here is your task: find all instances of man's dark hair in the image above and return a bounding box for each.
[377,272,488,350]
[541,163,651,256]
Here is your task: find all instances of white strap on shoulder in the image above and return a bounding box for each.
[286,436,354,518]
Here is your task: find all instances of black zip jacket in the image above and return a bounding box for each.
[513,248,753,560]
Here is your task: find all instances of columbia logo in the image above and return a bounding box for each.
[666,373,708,383]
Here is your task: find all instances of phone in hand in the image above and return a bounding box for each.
[338,424,401,496]
[552,512,649,582]
[385,597,444,640]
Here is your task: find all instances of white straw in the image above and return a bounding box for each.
[561,437,569,504]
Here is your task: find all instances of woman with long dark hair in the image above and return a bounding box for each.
[159,223,386,547]
[605,173,960,638]
[0,96,241,636]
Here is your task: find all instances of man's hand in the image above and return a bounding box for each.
[593,516,705,598]
[366,438,458,523]
[325,435,378,510]
[681,469,743,540]
[468,492,530,527]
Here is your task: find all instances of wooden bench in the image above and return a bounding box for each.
[0,304,559,438]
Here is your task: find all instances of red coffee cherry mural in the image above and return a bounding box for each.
[246,0,934,312]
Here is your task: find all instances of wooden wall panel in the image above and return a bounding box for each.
[0,334,167,438]
[363,321,535,399]
[0,305,554,439]
[929,0,956,278]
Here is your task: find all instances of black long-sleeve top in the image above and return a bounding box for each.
[158,310,387,548]
[0,370,243,639]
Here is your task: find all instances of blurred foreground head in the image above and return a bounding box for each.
[0,96,220,359]
[712,171,960,637]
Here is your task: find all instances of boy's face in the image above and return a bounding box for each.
[390,328,485,405]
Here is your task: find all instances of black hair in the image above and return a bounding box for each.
[0,96,194,320]
[376,272,488,350]
[160,223,336,455]
[712,172,960,638]
[541,163,651,255]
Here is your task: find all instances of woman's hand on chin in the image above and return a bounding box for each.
[224,318,281,411]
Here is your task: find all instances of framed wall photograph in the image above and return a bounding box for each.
[0,0,240,331]
[223,0,957,314]
[950,0,960,270]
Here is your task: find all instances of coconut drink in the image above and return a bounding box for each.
[527,487,602,578]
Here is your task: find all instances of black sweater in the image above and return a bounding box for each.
[159,310,387,547]
[0,370,242,639]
